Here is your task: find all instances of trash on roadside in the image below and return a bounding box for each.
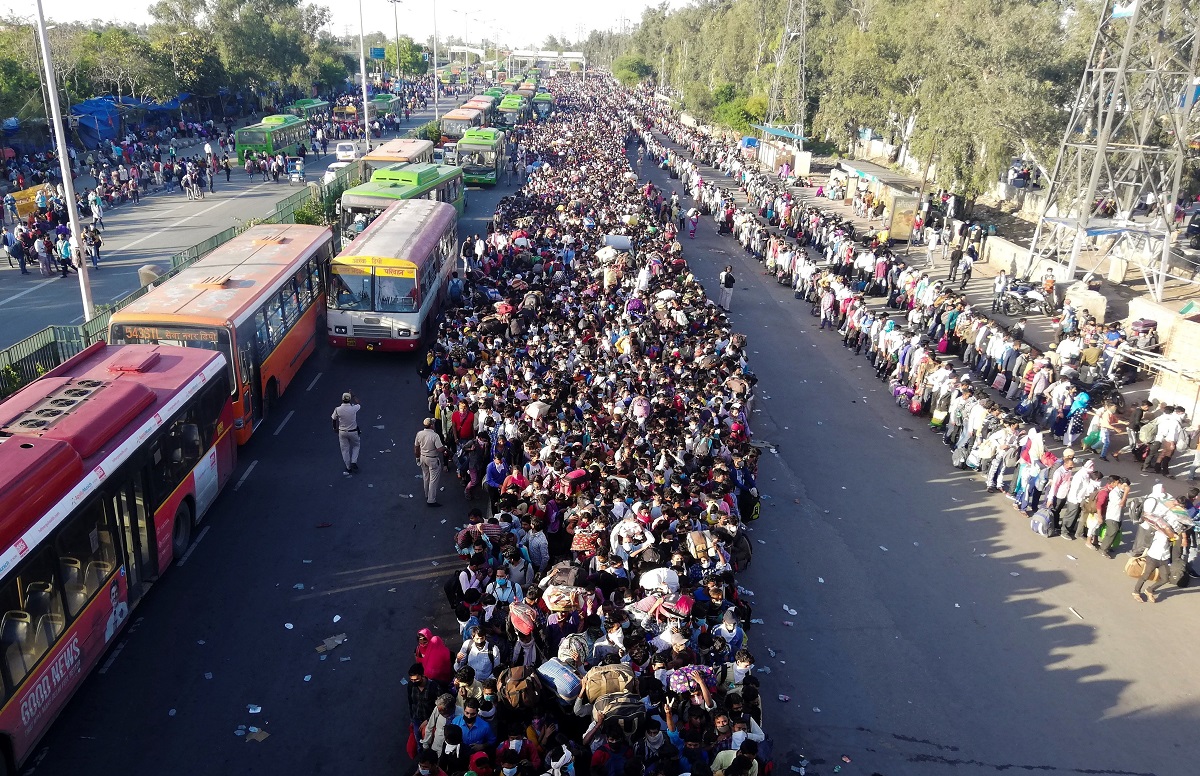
[316,633,347,653]
[293,583,305,590]
[247,704,261,714]
[169,708,177,717]
[284,623,293,630]
[246,730,270,742]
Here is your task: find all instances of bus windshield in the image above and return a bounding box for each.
[330,266,373,311]
[442,118,473,137]
[108,324,235,392]
[330,266,417,313]
[238,130,266,145]
[460,148,496,172]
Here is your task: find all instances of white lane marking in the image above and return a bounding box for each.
[0,183,273,313]
[108,183,272,258]
[274,410,296,436]
[98,639,128,674]
[0,277,59,308]
[233,459,259,492]
[306,372,323,391]
[176,524,212,567]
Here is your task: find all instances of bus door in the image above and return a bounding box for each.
[106,473,157,601]
[237,322,264,428]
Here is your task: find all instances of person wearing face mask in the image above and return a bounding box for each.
[715,649,756,697]
[420,694,458,755]
[450,697,497,752]
[486,566,524,606]
[711,742,759,776]
[413,749,448,776]
[496,725,543,771]
[407,663,444,755]
[711,609,746,654]
[636,717,685,763]
[538,746,575,776]
[456,627,503,682]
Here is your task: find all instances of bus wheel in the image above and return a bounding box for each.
[264,380,279,418]
[171,500,193,560]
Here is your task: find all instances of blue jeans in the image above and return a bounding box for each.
[1098,428,1112,458]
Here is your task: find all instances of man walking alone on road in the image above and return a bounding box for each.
[414,417,447,507]
[718,265,735,311]
[332,392,361,475]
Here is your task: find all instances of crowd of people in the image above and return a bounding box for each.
[407,79,775,776]
[630,90,1197,604]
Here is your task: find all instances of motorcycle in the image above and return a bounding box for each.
[1002,282,1057,316]
[1065,370,1127,413]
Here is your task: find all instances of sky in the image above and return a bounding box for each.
[13,0,681,51]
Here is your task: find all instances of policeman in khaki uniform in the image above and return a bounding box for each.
[332,392,361,475]
[413,418,446,507]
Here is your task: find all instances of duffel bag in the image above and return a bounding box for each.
[592,690,645,738]
[583,663,638,702]
[537,658,582,703]
[498,665,544,709]
[543,584,588,612]
[508,601,538,636]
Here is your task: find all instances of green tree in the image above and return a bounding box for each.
[385,36,428,76]
[612,54,654,87]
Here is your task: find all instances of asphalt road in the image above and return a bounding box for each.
[25,137,1198,776]
[26,173,513,776]
[0,98,464,341]
[633,147,1196,776]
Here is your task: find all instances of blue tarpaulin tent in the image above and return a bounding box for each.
[71,97,122,147]
[71,93,191,147]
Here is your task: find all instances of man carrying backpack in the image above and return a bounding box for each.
[455,625,503,681]
[448,271,466,307]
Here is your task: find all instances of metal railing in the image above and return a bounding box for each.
[1,161,367,398]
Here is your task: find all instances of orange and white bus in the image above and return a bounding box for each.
[327,199,458,352]
[439,107,483,144]
[363,138,435,171]
[0,343,236,771]
[108,224,334,443]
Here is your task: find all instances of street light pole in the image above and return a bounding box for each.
[357,0,371,151]
[34,0,93,321]
[433,0,440,121]
[389,0,403,88]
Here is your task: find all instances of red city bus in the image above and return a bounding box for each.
[0,343,236,771]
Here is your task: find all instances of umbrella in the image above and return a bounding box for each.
[525,401,551,420]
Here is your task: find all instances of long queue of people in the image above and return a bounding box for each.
[407,79,776,776]
[632,97,1197,605]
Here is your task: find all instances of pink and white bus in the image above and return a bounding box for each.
[0,343,236,771]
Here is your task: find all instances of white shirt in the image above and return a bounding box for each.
[331,402,360,431]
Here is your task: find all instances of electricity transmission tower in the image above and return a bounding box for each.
[765,0,797,128]
[1026,0,1198,302]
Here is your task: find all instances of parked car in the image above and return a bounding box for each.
[322,162,351,186]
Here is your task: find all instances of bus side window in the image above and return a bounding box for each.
[295,267,313,308]
[255,309,272,362]
[0,545,63,696]
[280,281,300,329]
[55,499,117,616]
